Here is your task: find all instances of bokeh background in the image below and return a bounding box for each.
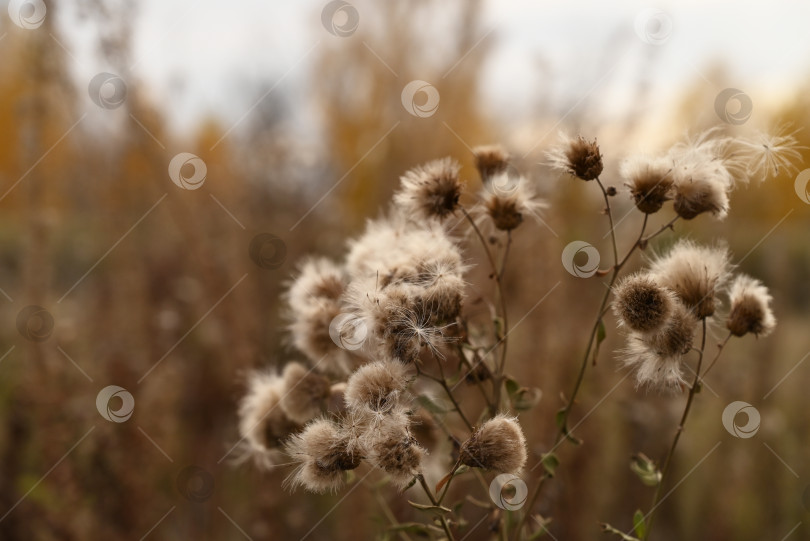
[1,0,809,539]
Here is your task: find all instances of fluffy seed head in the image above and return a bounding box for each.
[649,240,732,319]
[620,301,697,394]
[287,259,356,375]
[279,362,332,424]
[613,274,676,334]
[393,158,463,222]
[622,336,688,393]
[344,360,410,413]
[621,156,673,214]
[479,174,548,231]
[473,144,510,181]
[726,274,776,337]
[732,127,804,181]
[366,417,424,489]
[285,418,361,493]
[672,176,729,220]
[459,414,527,474]
[238,371,301,467]
[668,130,733,220]
[647,301,697,357]
[547,133,603,181]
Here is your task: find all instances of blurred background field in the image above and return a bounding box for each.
[1,0,810,539]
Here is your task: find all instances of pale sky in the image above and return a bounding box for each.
[41,0,810,137]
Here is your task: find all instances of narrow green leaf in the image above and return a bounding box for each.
[511,387,543,411]
[554,407,583,445]
[593,319,607,364]
[633,510,647,540]
[630,453,662,487]
[600,522,640,541]
[389,522,443,535]
[407,501,452,515]
[505,376,521,397]
[415,395,453,414]
[541,452,560,477]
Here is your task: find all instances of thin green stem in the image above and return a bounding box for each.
[515,207,660,539]
[700,332,733,379]
[643,318,710,540]
[415,365,474,432]
[417,473,455,541]
[462,207,510,417]
[596,177,619,266]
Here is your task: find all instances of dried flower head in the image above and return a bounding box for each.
[459,414,527,474]
[287,259,356,375]
[668,130,734,220]
[344,360,410,413]
[726,274,776,337]
[345,215,463,284]
[473,144,510,182]
[613,274,676,334]
[620,156,673,214]
[649,240,732,319]
[547,133,603,181]
[366,416,424,489]
[285,418,361,493]
[279,362,332,424]
[393,157,463,222]
[238,371,301,468]
[622,302,697,393]
[479,174,548,231]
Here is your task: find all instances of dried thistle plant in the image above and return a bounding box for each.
[232,124,798,541]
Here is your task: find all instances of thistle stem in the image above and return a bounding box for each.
[462,207,510,417]
[643,318,722,540]
[417,473,455,541]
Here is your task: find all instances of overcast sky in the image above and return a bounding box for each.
[40,0,810,136]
